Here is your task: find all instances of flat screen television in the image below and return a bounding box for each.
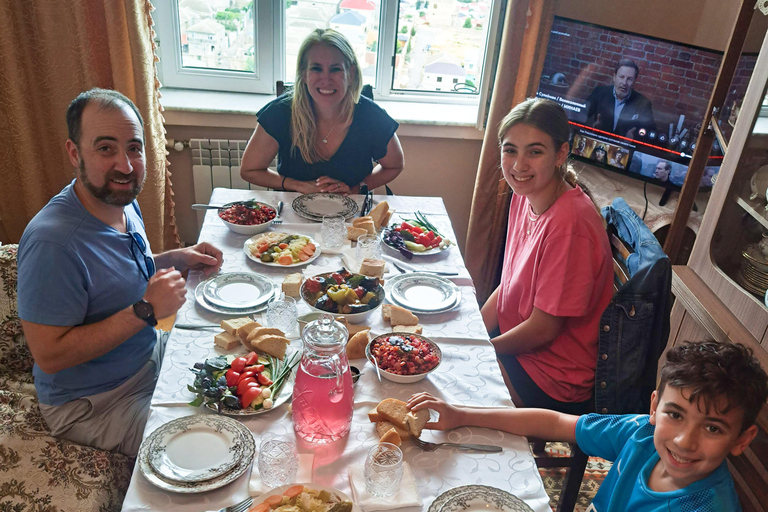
[536,17,757,192]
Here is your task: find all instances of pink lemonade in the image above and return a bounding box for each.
[292,362,354,443]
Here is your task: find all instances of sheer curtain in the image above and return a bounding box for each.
[0,1,178,250]
[465,0,556,303]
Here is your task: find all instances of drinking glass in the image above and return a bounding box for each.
[265,295,298,336]
[258,439,298,489]
[356,234,381,262]
[321,215,346,249]
[363,442,403,497]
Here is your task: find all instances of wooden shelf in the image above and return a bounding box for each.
[735,194,768,230]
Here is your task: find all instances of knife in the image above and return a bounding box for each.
[359,184,371,217]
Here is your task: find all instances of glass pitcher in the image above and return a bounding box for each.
[292,314,354,443]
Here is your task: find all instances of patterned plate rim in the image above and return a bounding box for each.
[146,414,245,483]
[194,278,277,315]
[385,273,461,313]
[291,193,359,221]
[243,234,322,268]
[202,272,276,309]
[428,485,533,512]
[139,416,255,493]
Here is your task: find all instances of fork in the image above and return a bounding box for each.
[273,200,284,224]
[410,436,502,453]
[206,496,253,512]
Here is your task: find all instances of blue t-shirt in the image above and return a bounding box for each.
[17,181,157,406]
[576,414,742,512]
[256,94,399,187]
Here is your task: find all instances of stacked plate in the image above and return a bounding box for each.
[384,273,461,314]
[195,272,279,315]
[428,485,533,512]
[292,193,359,221]
[738,244,768,298]
[138,415,255,493]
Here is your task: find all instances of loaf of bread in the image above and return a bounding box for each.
[251,334,290,360]
[393,324,423,334]
[214,331,240,350]
[346,226,368,241]
[369,201,390,228]
[389,305,419,326]
[346,329,370,359]
[376,398,429,437]
[282,273,303,298]
[359,258,385,278]
[221,317,255,336]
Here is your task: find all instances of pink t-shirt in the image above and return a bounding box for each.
[497,186,613,403]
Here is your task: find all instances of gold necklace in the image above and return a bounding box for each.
[321,121,338,144]
[526,180,563,235]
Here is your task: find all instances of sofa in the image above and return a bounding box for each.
[0,244,133,511]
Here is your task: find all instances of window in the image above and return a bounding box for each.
[153,0,501,102]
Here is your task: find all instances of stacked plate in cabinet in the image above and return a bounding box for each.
[737,244,768,298]
[194,272,278,315]
[384,273,461,314]
[138,415,255,493]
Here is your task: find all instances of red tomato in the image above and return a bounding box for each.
[354,286,365,299]
[236,370,256,384]
[240,386,263,409]
[231,357,247,373]
[410,225,424,234]
[225,369,240,387]
[330,272,344,284]
[236,377,258,396]
[426,231,436,241]
[257,373,273,386]
[245,352,260,366]
[416,234,431,246]
[305,278,322,294]
[244,364,265,373]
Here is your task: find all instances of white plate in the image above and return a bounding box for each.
[253,483,361,512]
[244,234,322,268]
[750,165,768,200]
[195,278,277,315]
[428,485,533,512]
[381,227,451,257]
[138,416,255,493]
[292,193,359,221]
[385,273,461,314]
[146,415,245,483]
[203,272,277,309]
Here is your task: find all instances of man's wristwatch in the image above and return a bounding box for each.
[133,300,158,327]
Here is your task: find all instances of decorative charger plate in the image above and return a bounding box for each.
[146,414,245,483]
[202,272,276,309]
[194,278,277,315]
[138,415,255,493]
[428,485,533,512]
[243,234,322,268]
[381,227,452,257]
[385,273,461,314]
[292,193,359,221]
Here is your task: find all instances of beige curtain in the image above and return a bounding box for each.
[465,0,556,303]
[0,1,178,251]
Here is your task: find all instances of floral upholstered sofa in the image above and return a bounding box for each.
[0,244,133,511]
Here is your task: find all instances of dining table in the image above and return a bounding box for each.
[120,188,552,512]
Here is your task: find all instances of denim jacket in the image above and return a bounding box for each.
[595,198,671,415]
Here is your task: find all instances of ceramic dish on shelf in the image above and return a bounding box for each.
[749,165,768,201]
[742,244,768,272]
[292,193,359,221]
[252,483,362,512]
[194,277,277,315]
[146,415,245,483]
[243,233,321,268]
[202,272,276,309]
[428,485,533,512]
[384,273,461,314]
[138,416,254,493]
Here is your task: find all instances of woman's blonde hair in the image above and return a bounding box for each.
[291,29,363,163]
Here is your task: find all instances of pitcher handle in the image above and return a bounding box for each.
[331,354,344,394]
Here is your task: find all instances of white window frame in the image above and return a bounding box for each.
[153,0,503,106]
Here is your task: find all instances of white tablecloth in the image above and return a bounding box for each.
[121,189,551,512]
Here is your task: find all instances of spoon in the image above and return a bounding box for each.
[191,199,262,210]
[368,351,382,383]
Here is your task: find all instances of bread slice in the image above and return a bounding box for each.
[358,219,376,235]
[282,273,303,298]
[382,304,392,323]
[346,226,368,241]
[346,329,370,359]
[377,398,429,437]
[406,409,430,437]
[379,427,401,447]
[389,305,419,327]
[246,326,285,344]
[369,201,390,228]
[375,420,409,439]
[214,331,240,350]
[368,406,383,423]
[235,320,261,342]
[381,209,394,228]
[393,324,423,334]
[251,334,290,360]
[352,216,374,227]
[221,317,255,336]
[359,258,385,278]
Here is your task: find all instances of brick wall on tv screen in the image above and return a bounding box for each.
[544,20,757,130]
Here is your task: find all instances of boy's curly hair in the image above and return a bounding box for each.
[658,340,768,432]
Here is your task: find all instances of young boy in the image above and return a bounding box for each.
[407,340,768,511]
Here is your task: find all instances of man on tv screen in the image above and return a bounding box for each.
[654,160,671,182]
[586,58,656,139]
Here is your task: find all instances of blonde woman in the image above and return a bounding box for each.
[482,98,613,414]
[241,29,404,195]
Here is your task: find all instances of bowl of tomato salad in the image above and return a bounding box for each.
[218,200,277,235]
[366,332,442,383]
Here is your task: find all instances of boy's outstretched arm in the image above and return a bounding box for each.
[407,392,579,443]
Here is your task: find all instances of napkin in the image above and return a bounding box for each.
[347,462,422,511]
[249,453,314,496]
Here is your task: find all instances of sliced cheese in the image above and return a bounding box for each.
[214,331,240,350]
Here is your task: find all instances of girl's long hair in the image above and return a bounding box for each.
[291,29,363,163]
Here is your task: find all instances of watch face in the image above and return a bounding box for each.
[134,300,155,322]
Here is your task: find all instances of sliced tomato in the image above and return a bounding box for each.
[426,230,436,241]
[257,373,273,386]
[410,225,423,234]
[236,377,258,396]
[244,364,265,373]
[245,352,260,366]
[240,386,263,409]
[416,234,431,246]
[400,221,411,230]
[236,370,256,384]
[230,357,247,373]
[354,286,365,299]
[225,369,240,387]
